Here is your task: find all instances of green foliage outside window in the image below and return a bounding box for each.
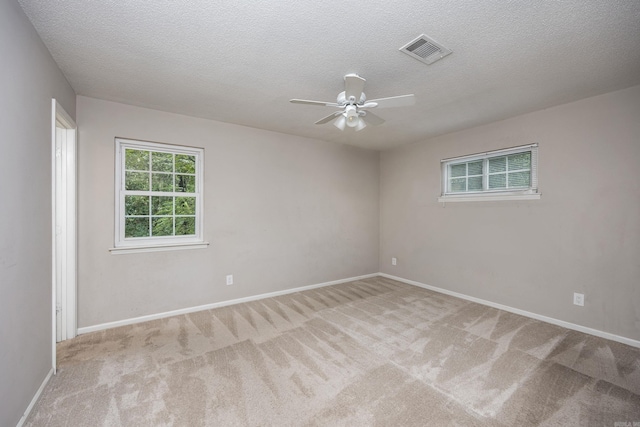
[123,148,197,238]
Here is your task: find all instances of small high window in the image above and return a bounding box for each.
[113,138,206,252]
[439,144,539,202]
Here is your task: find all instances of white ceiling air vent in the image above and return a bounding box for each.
[399,34,452,65]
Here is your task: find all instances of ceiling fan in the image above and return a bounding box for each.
[290,74,415,131]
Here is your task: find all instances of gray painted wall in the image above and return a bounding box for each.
[0,1,76,425]
[380,85,640,341]
[76,96,379,328]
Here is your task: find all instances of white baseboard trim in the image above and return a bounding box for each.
[379,273,640,349]
[16,368,53,427]
[78,273,379,335]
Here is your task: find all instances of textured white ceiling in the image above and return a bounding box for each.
[17,0,640,150]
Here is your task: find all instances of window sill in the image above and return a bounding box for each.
[109,241,209,255]
[437,193,541,203]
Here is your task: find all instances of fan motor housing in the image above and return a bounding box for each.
[337,91,366,106]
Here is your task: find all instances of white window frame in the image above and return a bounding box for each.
[438,143,540,203]
[110,138,208,254]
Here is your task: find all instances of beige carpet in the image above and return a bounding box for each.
[26,277,640,426]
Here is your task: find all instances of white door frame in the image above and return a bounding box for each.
[51,99,77,372]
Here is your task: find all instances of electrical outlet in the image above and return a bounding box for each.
[226,275,233,286]
[573,292,584,306]
[392,257,397,266]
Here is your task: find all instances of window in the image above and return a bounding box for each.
[112,138,207,253]
[439,144,539,202]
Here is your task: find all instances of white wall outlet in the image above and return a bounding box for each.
[392,257,397,266]
[226,275,233,286]
[573,292,584,306]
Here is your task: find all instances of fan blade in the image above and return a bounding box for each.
[290,99,339,107]
[315,111,341,125]
[366,94,415,108]
[333,115,347,130]
[361,111,385,126]
[344,74,366,103]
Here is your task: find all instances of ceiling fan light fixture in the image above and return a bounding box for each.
[291,74,414,132]
[333,115,346,130]
[345,105,359,128]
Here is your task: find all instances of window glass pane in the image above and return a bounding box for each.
[125,171,149,191]
[450,178,466,192]
[152,173,174,192]
[468,176,483,191]
[152,152,173,172]
[152,217,174,236]
[125,217,150,237]
[450,163,466,178]
[467,161,482,176]
[125,195,149,216]
[489,156,506,173]
[508,171,530,188]
[508,152,531,171]
[125,149,149,171]
[176,197,195,215]
[489,173,506,189]
[176,175,196,193]
[176,154,196,174]
[176,217,196,235]
[152,196,173,215]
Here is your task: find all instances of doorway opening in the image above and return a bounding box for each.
[51,99,77,372]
